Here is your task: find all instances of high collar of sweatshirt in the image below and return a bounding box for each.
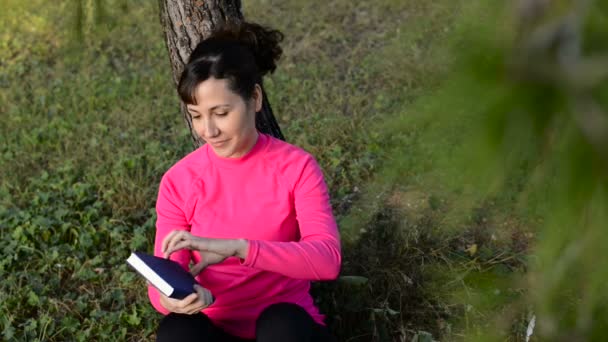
[206,132,269,169]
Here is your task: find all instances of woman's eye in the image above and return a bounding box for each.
[215,112,228,116]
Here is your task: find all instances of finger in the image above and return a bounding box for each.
[161,230,178,258]
[177,292,199,308]
[190,261,207,276]
[185,301,205,315]
[165,239,194,258]
[193,285,212,306]
[188,294,208,313]
[198,285,215,307]
[162,230,180,257]
[164,231,190,258]
[163,230,191,252]
[193,284,205,297]
[165,231,187,258]
[159,294,178,313]
[182,293,206,313]
[206,288,215,306]
[203,289,213,307]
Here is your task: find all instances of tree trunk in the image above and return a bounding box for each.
[158,0,285,147]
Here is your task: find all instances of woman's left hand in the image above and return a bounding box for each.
[162,230,249,275]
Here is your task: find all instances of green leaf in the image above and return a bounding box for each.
[126,308,141,326]
[27,290,39,306]
[2,323,15,340]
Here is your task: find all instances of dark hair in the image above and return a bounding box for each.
[177,21,284,106]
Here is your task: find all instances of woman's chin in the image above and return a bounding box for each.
[212,145,238,158]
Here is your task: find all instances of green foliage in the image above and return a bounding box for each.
[446,2,608,339]
[0,1,186,340]
[337,0,608,340]
[6,0,604,340]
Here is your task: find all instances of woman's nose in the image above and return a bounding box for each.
[201,118,219,139]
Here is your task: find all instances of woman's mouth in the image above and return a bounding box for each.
[209,140,228,147]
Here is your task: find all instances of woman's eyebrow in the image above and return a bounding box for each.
[209,104,230,110]
[187,105,229,113]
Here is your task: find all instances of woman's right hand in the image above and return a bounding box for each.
[158,284,214,315]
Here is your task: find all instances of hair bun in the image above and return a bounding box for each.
[213,21,284,77]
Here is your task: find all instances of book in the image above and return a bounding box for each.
[126,251,196,299]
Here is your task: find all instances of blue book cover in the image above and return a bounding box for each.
[127,251,196,299]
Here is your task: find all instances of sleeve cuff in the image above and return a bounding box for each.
[240,240,259,267]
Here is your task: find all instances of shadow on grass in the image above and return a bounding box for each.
[313,195,453,341]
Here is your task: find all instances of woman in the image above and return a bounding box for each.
[147,21,341,342]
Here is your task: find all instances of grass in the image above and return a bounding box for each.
[0,0,538,341]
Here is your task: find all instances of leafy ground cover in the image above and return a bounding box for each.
[0,0,553,340]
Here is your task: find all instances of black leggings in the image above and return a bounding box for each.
[156,302,336,342]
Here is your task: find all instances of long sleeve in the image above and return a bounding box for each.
[241,155,341,280]
[147,173,192,315]
[141,134,337,338]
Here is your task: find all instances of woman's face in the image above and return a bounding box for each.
[187,77,262,158]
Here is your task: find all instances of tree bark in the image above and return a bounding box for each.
[158,0,285,147]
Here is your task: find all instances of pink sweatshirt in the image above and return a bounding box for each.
[147,132,341,339]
